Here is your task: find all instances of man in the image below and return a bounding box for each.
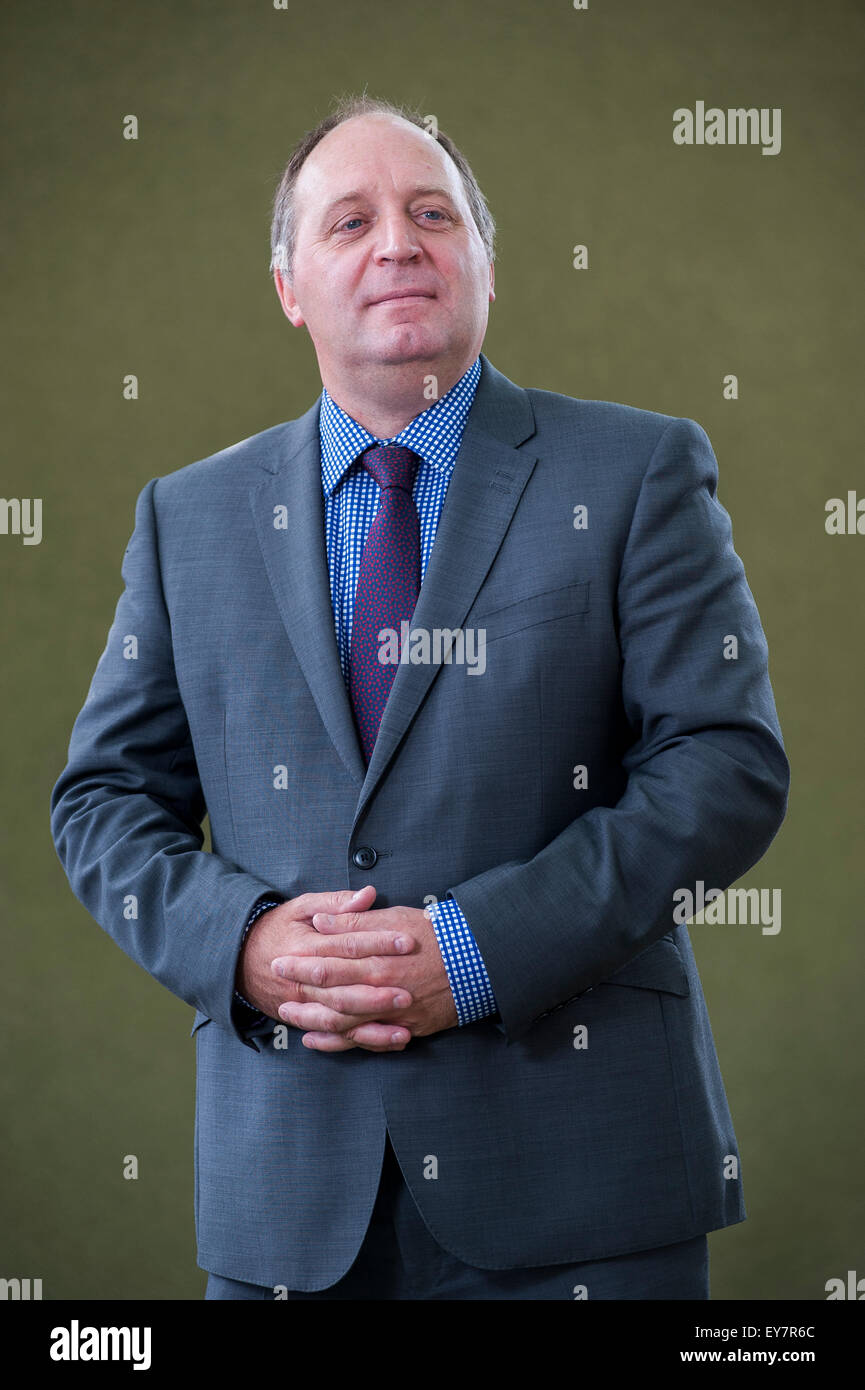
[50,95,789,1300]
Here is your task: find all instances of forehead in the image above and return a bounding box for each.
[294,114,462,221]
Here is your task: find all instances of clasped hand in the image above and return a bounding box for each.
[236,883,458,1052]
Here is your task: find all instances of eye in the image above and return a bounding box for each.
[334,209,450,234]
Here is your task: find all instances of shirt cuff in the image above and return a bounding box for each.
[233,896,285,1015]
[426,895,498,1026]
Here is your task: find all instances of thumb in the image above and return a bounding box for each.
[291,883,377,919]
[311,883,377,931]
[337,883,376,909]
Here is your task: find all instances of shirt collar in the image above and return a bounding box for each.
[319,354,482,497]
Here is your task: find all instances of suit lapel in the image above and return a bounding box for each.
[249,354,538,811]
[250,399,369,787]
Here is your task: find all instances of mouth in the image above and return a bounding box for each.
[369,292,434,305]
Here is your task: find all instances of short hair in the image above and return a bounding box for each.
[269,93,496,279]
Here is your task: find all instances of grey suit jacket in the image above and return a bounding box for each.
[50,353,789,1289]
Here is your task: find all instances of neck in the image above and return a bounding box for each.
[322,352,475,439]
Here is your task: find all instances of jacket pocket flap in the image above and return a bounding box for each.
[601,936,690,997]
[473,580,590,642]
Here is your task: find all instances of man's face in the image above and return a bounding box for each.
[274,114,495,385]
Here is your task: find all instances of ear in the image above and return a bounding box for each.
[274,269,305,327]
[488,260,495,303]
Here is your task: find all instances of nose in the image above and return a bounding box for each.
[372,213,423,263]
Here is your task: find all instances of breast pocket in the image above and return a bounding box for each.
[473,580,590,644]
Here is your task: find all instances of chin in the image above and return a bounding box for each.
[372,330,444,364]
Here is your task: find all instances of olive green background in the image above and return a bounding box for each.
[1,0,862,1301]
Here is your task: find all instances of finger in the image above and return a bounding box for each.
[302,1023,412,1052]
[274,930,414,963]
[273,973,414,1017]
[300,1032,358,1052]
[278,1001,370,1033]
[272,953,405,992]
[284,981,412,1014]
[291,884,377,918]
[311,909,388,932]
[310,909,367,933]
[272,954,363,986]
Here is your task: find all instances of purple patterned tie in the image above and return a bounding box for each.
[348,444,421,762]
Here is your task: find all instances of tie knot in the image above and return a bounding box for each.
[361,444,418,494]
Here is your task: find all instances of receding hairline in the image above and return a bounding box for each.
[269,96,497,277]
[291,112,470,234]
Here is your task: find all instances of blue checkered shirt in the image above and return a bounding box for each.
[235,355,498,1027]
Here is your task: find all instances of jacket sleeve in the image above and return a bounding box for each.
[445,416,791,1043]
[49,477,281,1048]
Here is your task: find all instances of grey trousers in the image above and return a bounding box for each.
[204,1133,710,1301]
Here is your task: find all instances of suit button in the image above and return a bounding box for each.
[352,845,378,869]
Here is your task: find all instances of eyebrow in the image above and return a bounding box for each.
[318,186,456,226]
